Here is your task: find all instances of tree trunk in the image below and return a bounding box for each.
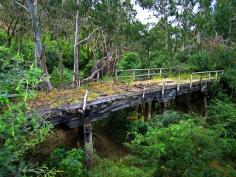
[41,45,53,91]
[59,51,64,86]
[27,0,42,68]
[73,0,80,86]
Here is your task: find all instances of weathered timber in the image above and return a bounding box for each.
[160,102,166,114]
[78,90,93,169]
[84,122,93,170]
[40,80,210,128]
[203,91,208,116]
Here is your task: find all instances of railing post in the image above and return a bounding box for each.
[132,70,135,80]
[96,71,100,82]
[115,70,118,80]
[190,74,193,89]
[160,68,162,77]
[215,71,218,81]
[208,72,211,80]
[200,73,203,86]
[177,74,180,92]
[162,82,165,97]
[147,69,150,78]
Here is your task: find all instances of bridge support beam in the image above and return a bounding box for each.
[203,92,208,116]
[160,102,166,114]
[146,102,152,120]
[84,122,93,170]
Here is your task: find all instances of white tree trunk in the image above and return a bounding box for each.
[73,0,80,86]
[27,0,42,68]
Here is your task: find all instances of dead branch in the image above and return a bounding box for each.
[12,0,29,12]
[78,26,103,45]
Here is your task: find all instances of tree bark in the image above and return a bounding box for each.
[41,45,53,91]
[73,0,80,86]
[27,0,42,68]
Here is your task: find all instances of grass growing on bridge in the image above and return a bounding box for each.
[29,73,217,109]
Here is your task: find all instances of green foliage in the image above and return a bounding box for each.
[50,67,73,87]
[88,158,148,177]
[0,30,7,45]
[127,116,236,177]
[0,48,52,176]
[48,148,86,177]
[222,68,236,92]
[208,99,236,138]
[104,110,132,143]
[117,52,141,70]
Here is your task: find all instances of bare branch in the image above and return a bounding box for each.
[12,0,29,12]
[78,26,103,45]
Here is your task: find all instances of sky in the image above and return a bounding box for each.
[131,0,157,25]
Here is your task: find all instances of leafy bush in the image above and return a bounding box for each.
[50,67,73,87]
[126,116,236,177]
[0,51,52,176]
[208,99,236,138]
[88,158,148,177]
[48,148,86,177]
[117,52,141,69]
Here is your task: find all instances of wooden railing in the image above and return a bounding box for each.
[115,68,179,80]
[115,68,224,83]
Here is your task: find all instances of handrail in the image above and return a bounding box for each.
[116,67,173,72]
[115,67,224,82]
[192,70,224,74]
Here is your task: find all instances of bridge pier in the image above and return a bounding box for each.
[145,101,152,120]
[203,92,208,116]
[83,122,93,170]
[160,102,167,114]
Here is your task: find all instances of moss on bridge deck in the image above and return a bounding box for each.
[29,74,212,110]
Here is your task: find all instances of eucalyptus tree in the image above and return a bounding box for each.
[85,0,137,77]
[12,0,53,90]
[0,0,29,47]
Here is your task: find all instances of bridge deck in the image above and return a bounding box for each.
[31,72,220,128]
[30,71,216,110]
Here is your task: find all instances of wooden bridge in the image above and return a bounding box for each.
[36,68,223,169]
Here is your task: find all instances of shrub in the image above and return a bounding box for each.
[48,148,86,177]
[88,158,148,177]
[0,52,52,176]
[127,117,236,177]
[208,99,236,138]
[117,52,141,70]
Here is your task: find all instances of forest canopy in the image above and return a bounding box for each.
[0,0,236,177]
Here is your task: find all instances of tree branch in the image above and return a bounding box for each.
[78,26,103,45]
[12,0,29,12]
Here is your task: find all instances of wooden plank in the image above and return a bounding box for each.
[42,81,212,128]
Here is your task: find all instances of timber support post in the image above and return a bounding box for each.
[147,101,152,120]
[160,102,166,115]
[84,122,93,170]
[203,91,208,116]
[80,90,93,170]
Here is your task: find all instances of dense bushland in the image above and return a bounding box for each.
[1,0,236,176]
